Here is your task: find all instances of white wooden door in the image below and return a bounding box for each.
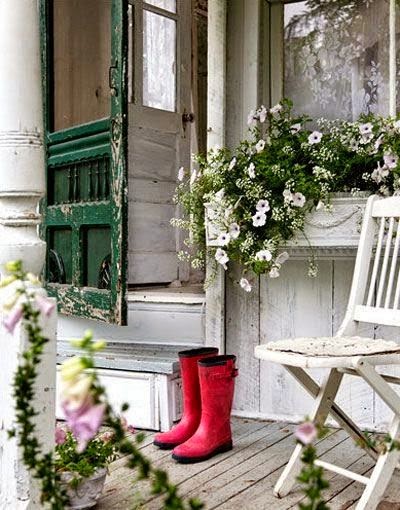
[127,0,192,285]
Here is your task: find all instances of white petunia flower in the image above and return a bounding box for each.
[217,232,231,246]
[269,267,280,278]
[270,103,282,114]
[215,188,225,201]
[256,249,272,262]
[384,153,399,169]
[229,223,240,239]
[215,248,229,269]
[308,131,323,145]
[292,192,306,208]
[275,251,289,265]
[178,166,185,181]
[247,162,256,179]
[252,211,267,227]
[360,132,373,145]
[256,199,270,213]
[247,110,257,126]
[283,189,292,203]
[255,139,266,153]
[228,157,237,170]
[190,169,197,185]
[290,123,301,134]
[239,277,252,292]
[259,105,267,123]
[359,122,373,135]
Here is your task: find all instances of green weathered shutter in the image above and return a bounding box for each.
[40,0,128,325]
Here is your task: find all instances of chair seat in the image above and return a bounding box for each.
[255,336,400,368]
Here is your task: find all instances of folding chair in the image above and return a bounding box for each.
[255,195,400,510]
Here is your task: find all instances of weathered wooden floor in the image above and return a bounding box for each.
[97,418,400,510]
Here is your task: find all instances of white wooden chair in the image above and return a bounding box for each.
[255,195,400,510]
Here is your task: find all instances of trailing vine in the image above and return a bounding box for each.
[4,261,203,510]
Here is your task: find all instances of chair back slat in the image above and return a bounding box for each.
[366,217,386,307]
[376,217,395,308]
[339,196,400,333]
[385,220,400,308]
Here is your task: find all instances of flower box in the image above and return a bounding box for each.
[205,195,368,251]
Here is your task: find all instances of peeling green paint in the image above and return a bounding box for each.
[40,0,128,325]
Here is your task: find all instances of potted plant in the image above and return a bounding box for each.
[55,427,117,509]
[173,99,400,289]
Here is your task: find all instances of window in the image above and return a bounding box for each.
[271,0,398,120]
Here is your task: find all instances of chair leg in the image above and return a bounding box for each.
[274,369,344,498]
[355,415,400,510]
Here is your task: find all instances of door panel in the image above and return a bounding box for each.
[128,0,191,285]
[40,0,128,324]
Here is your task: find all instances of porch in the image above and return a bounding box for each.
[97,417,400,510]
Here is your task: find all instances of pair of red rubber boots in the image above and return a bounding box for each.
[153,348,238,463]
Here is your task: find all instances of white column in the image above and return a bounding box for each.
[0,1,56,508]
[206,0,227,352]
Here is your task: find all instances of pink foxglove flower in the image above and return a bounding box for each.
[3,305,23,334]
[295,421,318,445]
[55,426,67,445]
[35,294,56,317]
[63,398,106,453]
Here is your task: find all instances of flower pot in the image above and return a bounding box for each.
[205,194,369,250]
[60,467,107,509]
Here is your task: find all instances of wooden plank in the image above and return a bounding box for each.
[99,417,270,509]
[227,262,260,413]
[259,260,332,420]
[217,430,349,510]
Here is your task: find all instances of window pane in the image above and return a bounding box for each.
[145,0,176,13]
[52,0,111,131]
[143,10,177,112]
[284,0,390,120]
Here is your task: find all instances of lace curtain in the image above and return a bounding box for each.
[284,0,395,121]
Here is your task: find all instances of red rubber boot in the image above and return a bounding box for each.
[172,355,238,463]
[153,347,219,449]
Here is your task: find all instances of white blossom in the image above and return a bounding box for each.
[228,157,237,170]
[359,122,373,135]
[384,153,398,169]
[394,120,400,131]
[247,109,256,126]
[269,267,280,278]
[269,103,282,114]
[283,189,292,203]
[259,105,267,123]
[291,192,306,208]
[308,131,323,145]
[316,201,325,211]
[229,223,240,239]
[215,188,225,201]
[252,211,267,227]
[256,249,272,262]
[215,248,229,269]
[255,139,266,153]
[275,251,289,265]
[247,162,256,179]
[256,199,270,213]
[290,123,301,134]
[360,132,373,145]
[177,166,185,181]
[239,277,252,292]
[217,232,231,246]
[190,169,197,185]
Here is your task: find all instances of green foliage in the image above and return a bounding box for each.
[6,262,203,510]
[55,431,116,487]
[174,99,400,283]
[297,444,330,510]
